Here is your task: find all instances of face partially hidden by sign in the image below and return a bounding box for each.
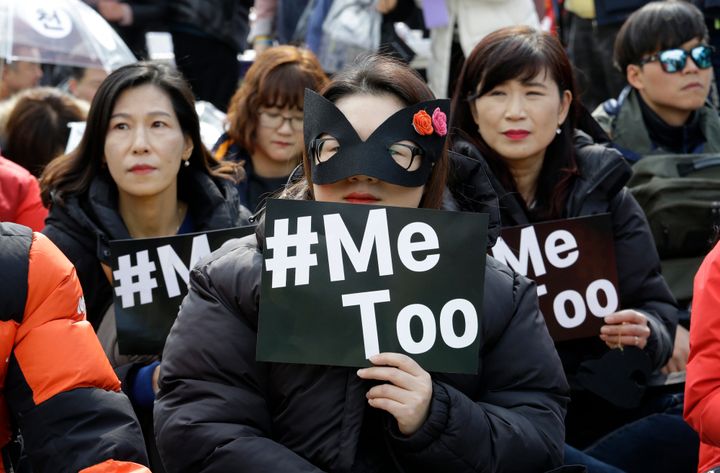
[304,90,449,208]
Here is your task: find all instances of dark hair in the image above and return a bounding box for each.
[4,87,86,177]
[298,54,448,209]
[40,61,236,206]
[69,67,86,81]
[450,26,580,220]
[225,46,328,155]
[614,1,708,74]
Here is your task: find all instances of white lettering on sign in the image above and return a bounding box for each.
[439,298,478,348]
[585,279,618,317]
[113,250,158,308]
[343,290,478,358]
[492,225,618,330]
[342,289,391,358]
[114,235,215,307]
[544,230,578,268]
[492,226,547,276]
[323,209,441,282]
[396,304,437,354]
[552,279,619,328]
[325,209,394,281]
[157,234,212,298]
[397,222,440,272]
[265,216,319,288]
[553,290,586,328]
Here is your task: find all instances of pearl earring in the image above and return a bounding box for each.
[556,127,562,135]
[183,159,190,167]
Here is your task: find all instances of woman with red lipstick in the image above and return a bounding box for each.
[155,54,570,473]
[38,61,249,472]
[213,45,328,213]
[450,26,696,472]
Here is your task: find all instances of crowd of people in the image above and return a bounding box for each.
[0,0,720,472]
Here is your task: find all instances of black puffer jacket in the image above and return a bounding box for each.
[453,132,678,385]
[154,180,570,473]
[42,168,248,328]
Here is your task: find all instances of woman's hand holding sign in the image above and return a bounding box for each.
[599,310,651,350]
[357,353,433,435]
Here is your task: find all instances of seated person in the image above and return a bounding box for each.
[593,1,720,160]
[154,54,570,473]
[450,25,696,472]
[592,0,719,375]
[0,222,149,472]
[213,45,327,213]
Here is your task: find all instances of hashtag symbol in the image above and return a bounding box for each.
[265,216,319,288]
[113,250,158,308]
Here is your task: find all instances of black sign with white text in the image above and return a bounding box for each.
[110,225,255,354]
[491,214,619,341]
[256,199,489,374]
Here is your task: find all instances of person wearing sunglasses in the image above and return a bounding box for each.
[213,46,328,213]
[592,0,720,404]
[593,1,720,159]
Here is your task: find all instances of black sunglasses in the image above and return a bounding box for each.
[639,44,714,73]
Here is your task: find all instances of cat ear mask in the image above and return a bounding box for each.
[303,89,450,187]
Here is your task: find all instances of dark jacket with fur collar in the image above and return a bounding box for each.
[453,132,678,404]
[42,168,248,328]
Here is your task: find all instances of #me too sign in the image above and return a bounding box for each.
[256,199,489,374]
[110,225,255,355]
[491,214,619,341]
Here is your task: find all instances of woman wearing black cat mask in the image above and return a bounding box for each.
[154,54,569,473]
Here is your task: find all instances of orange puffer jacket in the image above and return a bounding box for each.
[0,222,150,473]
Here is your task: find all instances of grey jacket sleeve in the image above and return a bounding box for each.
[610,188,677,370]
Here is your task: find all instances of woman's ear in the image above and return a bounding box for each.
[469,100,484,134]
[558,89,572,126]
[469,100,479,122]
[183,135,194,161]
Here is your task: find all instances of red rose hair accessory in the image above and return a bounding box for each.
[412,110,434,135]
[431,107,447,136]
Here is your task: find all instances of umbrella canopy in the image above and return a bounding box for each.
[0,0,136,71]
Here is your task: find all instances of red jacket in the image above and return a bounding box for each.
[0,223,150,472]
[685,241,720,473]
[0,156,47,231]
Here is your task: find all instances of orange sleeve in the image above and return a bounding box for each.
[685,242,720,446]
[79,460,152,473]
[14,233,121,406]
[213,138,231,161]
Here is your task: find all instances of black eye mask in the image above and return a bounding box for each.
[303,89,450,187]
